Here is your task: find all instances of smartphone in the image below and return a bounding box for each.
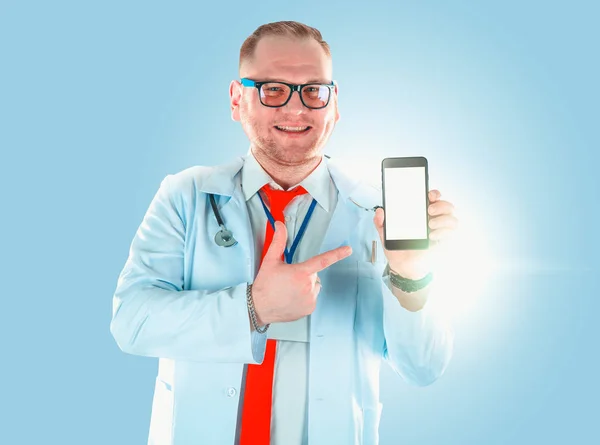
[381,157,430,250]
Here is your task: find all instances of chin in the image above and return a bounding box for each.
[268,145,321,165]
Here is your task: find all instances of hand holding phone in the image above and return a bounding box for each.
[381,157,430,250]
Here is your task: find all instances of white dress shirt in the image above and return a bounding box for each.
[241,148,338,445]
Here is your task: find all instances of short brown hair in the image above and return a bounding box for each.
[239,21,331,72]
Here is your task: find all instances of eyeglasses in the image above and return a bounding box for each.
[240,78,335,109]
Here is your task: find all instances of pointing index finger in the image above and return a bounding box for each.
[300,245,353,273]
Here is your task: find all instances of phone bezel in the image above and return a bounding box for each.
[381,156,430,250]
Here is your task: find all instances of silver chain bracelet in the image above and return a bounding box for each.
[246,283,270,333]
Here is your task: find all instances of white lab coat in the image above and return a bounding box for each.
[110,155,454,445]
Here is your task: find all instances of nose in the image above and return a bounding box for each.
[284,89,306,115]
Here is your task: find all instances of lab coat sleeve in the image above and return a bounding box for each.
[380,273,454,386]
[110,174,267,364]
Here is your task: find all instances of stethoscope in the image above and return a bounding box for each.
[210,154,381,248]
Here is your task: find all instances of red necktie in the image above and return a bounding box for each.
[239,184,308,445]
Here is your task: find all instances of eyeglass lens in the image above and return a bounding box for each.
[259,83,330,108]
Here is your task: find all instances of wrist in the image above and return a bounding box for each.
[387,265,433,293]
[388,264,428,280]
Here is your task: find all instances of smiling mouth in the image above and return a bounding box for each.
[274,125,312,133]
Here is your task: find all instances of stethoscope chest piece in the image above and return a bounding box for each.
[215,224,237,247]
[209,193,238,247]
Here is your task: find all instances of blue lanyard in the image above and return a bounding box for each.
[257,191,318,264]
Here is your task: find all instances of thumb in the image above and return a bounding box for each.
[264,221,287,262]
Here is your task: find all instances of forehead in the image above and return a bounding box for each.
[244,36,332,83]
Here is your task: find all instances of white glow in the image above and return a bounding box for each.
[329,154,497,321]
[428,209,493,322]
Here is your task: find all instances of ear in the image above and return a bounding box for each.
[229,80,242,122]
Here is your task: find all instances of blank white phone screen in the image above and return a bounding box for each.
[384,167,427,240]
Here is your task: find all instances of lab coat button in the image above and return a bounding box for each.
[227,387,237,397]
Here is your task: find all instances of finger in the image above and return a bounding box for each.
[374,207,385,228]
[300,245,353,273]
[428,214,459,230]
[263,220,288,263]
[428,200,454,216]
[373,207,385,245]
[429,189,441,202]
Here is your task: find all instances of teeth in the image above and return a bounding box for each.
[276,126,309,132]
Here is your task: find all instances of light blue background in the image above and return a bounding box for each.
[1,1,598,444]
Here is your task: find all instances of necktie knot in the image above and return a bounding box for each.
[260,184,308,219]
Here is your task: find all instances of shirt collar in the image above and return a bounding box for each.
[241,147,332,212]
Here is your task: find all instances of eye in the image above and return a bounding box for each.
[260,83,289,98]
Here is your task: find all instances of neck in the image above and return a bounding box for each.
[251,147,322,190]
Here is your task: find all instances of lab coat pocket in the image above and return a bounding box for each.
[356,260,385,280]
[147,377,174,445]
[362,402,383,445]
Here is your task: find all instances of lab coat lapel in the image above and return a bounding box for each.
[197,156,256,282]
[310,157,365,338]
[317,157,363,255]
[313,157,380,334]
[310,190,359,337]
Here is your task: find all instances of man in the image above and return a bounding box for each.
[111,20,458,445]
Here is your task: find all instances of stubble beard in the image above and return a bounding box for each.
[245,119,335,167]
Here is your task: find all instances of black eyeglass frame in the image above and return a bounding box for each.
[240,78,336,109]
